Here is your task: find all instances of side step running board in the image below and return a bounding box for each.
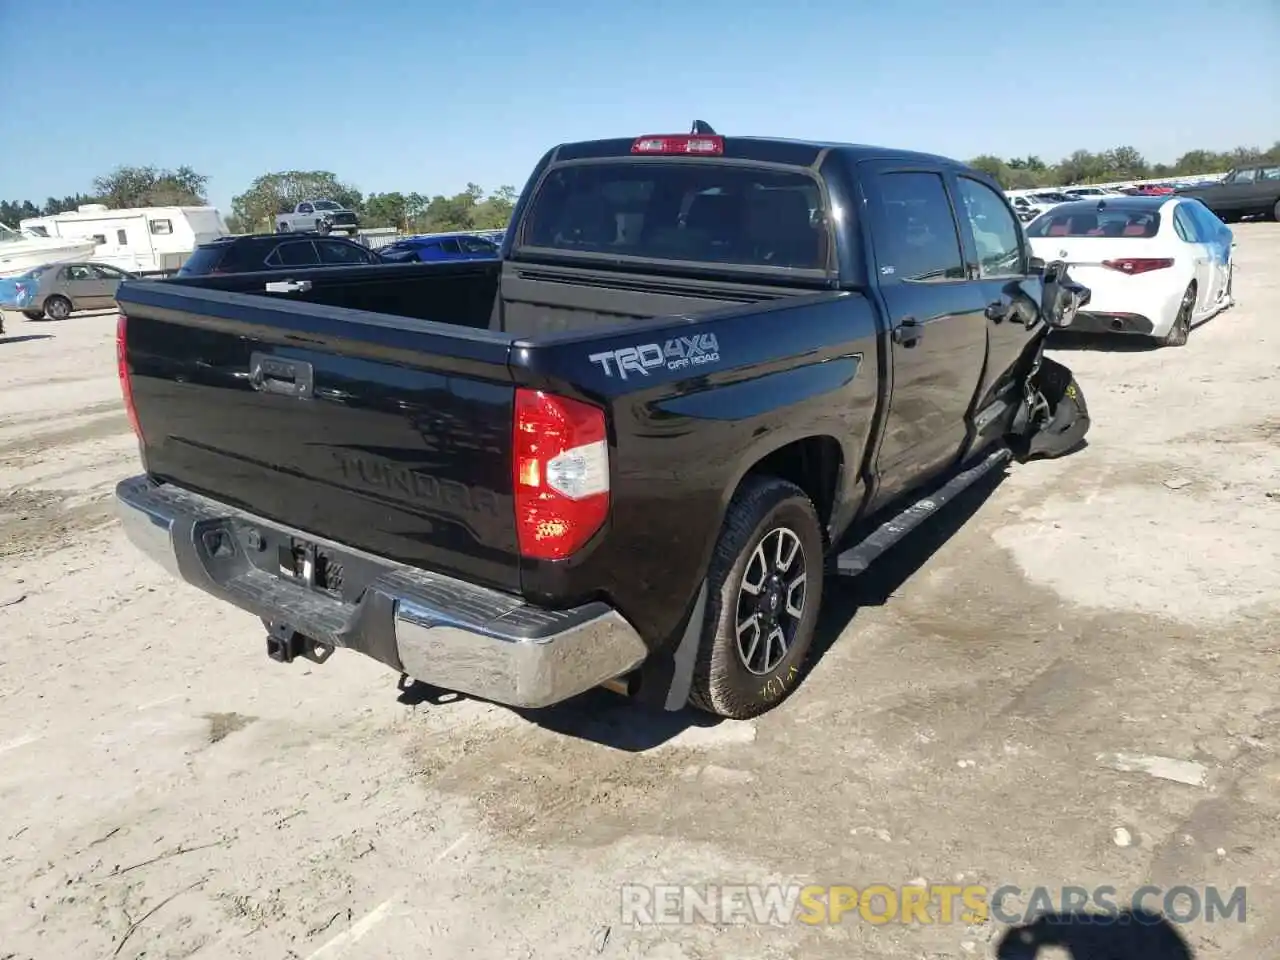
[834,447,1012,576]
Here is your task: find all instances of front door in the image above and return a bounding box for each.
[949,173,1045,430]
[859,163,990,507]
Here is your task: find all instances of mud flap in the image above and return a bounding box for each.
[1009,356,1090,461]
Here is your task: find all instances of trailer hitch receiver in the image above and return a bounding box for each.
[264,619,334,665]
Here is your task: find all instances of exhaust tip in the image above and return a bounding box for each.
[1110,318,1124,331]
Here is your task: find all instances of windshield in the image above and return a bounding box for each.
[521,160,829,272]
[312,201,342,211]
[0,222,24,244]
[1026,207,1160,238]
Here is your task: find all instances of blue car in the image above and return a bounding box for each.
[379,233,500,263]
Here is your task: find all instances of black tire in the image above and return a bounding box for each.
[315,219,331,235]
[276,221,290,233]
[22,310,43,321]
[44,295,72,321]
[1273,199,1280,222]
[689,475,824,719]
[1161,284,1194,347]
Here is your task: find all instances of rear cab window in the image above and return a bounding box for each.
[518,160,830,274]
[176,246,226,276]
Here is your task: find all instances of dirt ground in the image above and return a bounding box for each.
[1,226,1277,960]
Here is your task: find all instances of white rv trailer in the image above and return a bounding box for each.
[18,204,228,274]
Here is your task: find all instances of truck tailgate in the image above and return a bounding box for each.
[119,282,522,592]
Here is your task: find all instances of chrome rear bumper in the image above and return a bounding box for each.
[115,476,648,708]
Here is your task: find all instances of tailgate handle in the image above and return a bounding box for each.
[265,279,312,293]
[249,352,314,399]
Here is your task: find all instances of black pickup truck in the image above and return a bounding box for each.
[1175,162,1280,222]
[114,127,1090,720]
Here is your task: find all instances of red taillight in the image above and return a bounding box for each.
[513,388,609,561]
[1102,258,1174,275]
[116,314,143,439]
[631,134,724,156]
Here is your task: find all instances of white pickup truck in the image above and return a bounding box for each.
[275,200,360,236]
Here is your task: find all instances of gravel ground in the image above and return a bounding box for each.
[2,225,1278,960]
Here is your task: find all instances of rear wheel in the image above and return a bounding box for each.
[1161,285,1194,347]
[22,310,43,321]
[1273,199,1280,222]
[315,219,331,235]
[689,476,823,720]
[276,221,290,233]
[44,295,72,321]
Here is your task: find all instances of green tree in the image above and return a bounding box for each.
[231,170,363,233]
[92,165,208,208]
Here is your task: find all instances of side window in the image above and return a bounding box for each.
[91,234,106,245]
[459,236,495,253]
[1173,204,1197,242]
[874,172,965,282]
[266,241,320,268]
[117,229,128,246]
[438,238,463,255]
[93,265,129,279]
[315,240,374,264]
[1227,168,1257,184]
[149,218,173,235]
[1188,201,1226,238]
[1258,166,1280,181]
[298,203,314,215]
[956,177,1024,277]
[66,265,94,280]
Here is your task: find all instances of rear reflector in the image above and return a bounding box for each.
[631,134,724,156]
[513,388,609,560]
[1102,258,1174,275]
[116,314,143,440]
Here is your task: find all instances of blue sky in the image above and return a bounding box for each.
[1,0,1276,214]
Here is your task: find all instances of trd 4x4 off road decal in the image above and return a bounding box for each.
[589,333,721,380]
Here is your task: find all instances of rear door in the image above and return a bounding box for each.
[859,163,989,503]
[1172,202,1216,309]
[265,240,322,270]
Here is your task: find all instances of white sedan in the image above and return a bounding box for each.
[1024,196,1235,346]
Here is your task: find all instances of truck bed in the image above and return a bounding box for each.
[121,261,871,622]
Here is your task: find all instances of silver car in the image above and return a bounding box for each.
[10,262,136,320]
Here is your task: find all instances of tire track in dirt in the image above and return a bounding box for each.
[0,411,129,465]
[0,487,117,561]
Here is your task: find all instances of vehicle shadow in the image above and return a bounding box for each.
[0,334,55,345]
[994,909,1194,959]
[808,463,1007,668]
[1047,331,1162,352]
[394,463,1010,751]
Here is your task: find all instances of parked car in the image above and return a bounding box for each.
[1024,196,1233,346]
[1175,163,1280,222]
[175,233,383,277]
[0,261,137,320]
[1008,191,1076,222]
[113,127,1091,721]
[1061,186,1127,200]
[275,200,360,236]
[379,233,500,262]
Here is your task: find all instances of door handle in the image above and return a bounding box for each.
[248,352,314,398]
[265,279,312,293]
[892,317,923,347]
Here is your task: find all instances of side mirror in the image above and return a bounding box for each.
[1040,259,1091,328]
